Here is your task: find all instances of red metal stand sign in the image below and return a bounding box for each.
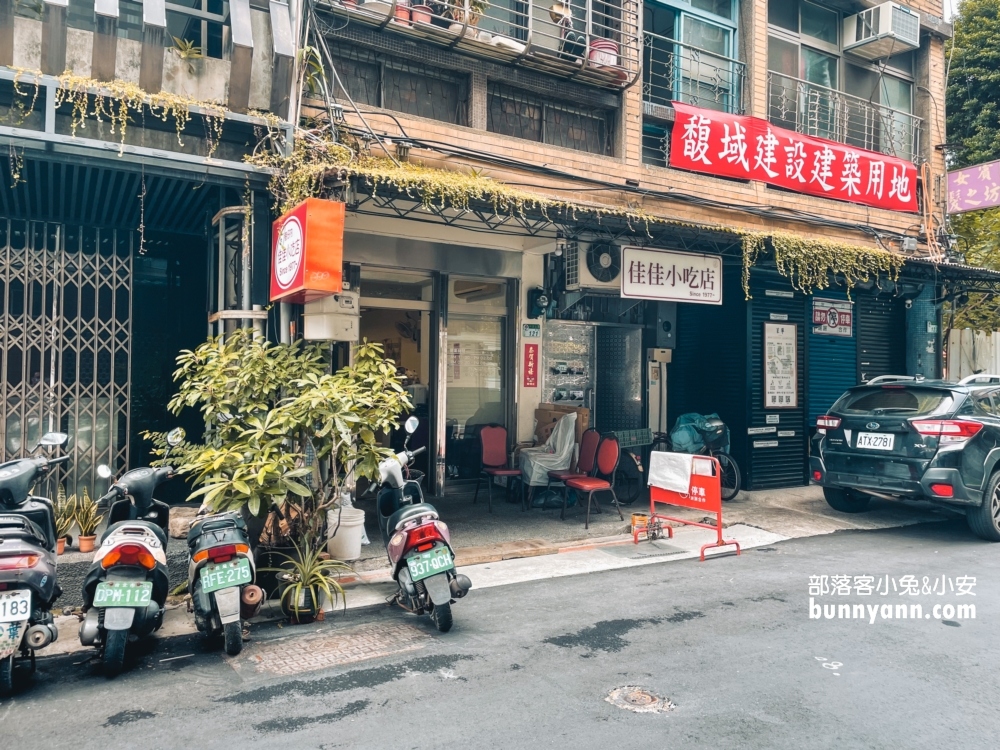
[634,453,741,561]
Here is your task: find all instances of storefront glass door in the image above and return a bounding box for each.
[444,316,506,483]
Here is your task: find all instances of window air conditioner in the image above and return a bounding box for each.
[564,241,622,293]
[843,2,920,61]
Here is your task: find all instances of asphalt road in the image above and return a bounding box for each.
[3,518,998,749]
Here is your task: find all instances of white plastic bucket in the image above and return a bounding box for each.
[327,507,366,561]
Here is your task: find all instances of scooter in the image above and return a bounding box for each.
[375,417,471,632]
[79,427,183,676]
[186,508,262,656]
[0,432,69,697]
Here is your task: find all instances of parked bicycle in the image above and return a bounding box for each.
[652,417,741,501]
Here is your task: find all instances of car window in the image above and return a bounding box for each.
[832,387,955,416]
[974,390,1000,416]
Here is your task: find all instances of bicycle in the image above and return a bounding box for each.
[651,419,741,501]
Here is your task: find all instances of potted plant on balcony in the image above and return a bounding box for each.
[74,488,104,554]
[448,0,489,34]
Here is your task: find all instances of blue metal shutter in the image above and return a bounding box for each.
[807,290,857,426]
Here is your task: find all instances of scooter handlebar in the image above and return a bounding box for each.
[45,455,71,467]
[410,446,427,457]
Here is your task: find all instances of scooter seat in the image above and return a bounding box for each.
[100,519,168,549]
[387,503,439,532]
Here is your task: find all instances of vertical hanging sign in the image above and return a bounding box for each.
[524,343,539,388]
[270,198,345,304]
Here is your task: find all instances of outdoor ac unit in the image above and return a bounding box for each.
[843,2,920,61]
[565,241,622,293]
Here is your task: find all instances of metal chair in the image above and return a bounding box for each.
[563,435,624,529]
[546,427,600,497]
[473,424,522,513]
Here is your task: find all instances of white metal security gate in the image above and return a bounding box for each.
[0,220,131,495]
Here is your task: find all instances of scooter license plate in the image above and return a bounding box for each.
[200,558,253,594]
[0,589,30,623]
[406,547,455,582]
[94,581,153,608]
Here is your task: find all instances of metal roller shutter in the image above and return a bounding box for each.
[857,291,906,383]
[807,291,857,426]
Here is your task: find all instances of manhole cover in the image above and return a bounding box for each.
[605,686,674,714]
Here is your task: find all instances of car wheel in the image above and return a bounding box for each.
[967,472,1000,542]
[823,487,871,513]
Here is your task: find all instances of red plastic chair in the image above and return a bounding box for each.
[563,435,624,529]
[546,428,600,493]
[474,424,522,513]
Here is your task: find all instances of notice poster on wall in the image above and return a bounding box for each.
[812,298,853,337]
[764,322,797,409]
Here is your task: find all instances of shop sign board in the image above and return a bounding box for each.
[620,246,722,305]
[523,343,539,388]
[270,198,345,304]
[670,101,918,213]
[812,297,853,337]
[764,322,798,409]
[948,159,1000,214]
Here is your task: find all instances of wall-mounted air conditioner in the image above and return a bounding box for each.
[565,241,622,293]
[843,2,920,61]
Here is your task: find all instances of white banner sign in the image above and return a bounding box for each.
[764,322,798,409]
[621,247,722,305]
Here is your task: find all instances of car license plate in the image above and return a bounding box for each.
[0,589,30,623]
[856,432,894,451]
[406,547,455,582]
[200,558,253,594]
[94,581,153,608]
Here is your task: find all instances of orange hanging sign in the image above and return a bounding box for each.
[270,198,345,304]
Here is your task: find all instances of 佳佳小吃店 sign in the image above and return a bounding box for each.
[270,198,345,304]
[620,246,722,305]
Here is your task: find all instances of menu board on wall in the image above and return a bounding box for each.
[764,322,797,409]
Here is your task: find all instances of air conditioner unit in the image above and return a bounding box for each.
[843,2,920,61]
[564,241,622,293]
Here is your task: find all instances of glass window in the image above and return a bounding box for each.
[833,388,954,417]
[880,75,912,114]
[800,1,838,45]
[802,47,837,88]
[768,35,799,78]
[683,15,729,55]
[691,0,731,21]
[768,0,798,32]
[885,51,914,76]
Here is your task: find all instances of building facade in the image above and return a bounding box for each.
[300,0,955,495]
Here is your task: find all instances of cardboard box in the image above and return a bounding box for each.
[534,403,590,445]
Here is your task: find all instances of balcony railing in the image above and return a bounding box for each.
[767,71,922,164]
[320,0,641,90]
[642,31,745,116]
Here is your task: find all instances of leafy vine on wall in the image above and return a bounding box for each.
[742,232,904,298]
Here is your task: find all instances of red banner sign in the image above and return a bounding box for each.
[670,102,918,213]
[523,343,538,388]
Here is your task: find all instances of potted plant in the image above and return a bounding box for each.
[53,485,76,555]
[74,488,104,553]
[448,0,489,31]
[262,536,351,624]
[144,329,411,613]
[411,3,433,23]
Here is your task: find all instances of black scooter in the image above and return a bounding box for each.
[79,428,182,676]
[374,417,471,632]
[0,432,69,697]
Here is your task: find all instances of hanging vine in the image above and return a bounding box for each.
[9,69,41,126]
[742,231,904,298]
[53,73,226,156]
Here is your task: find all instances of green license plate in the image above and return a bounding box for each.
[94,581,153,608]
[406,547,455,582]
[200,558,253,594]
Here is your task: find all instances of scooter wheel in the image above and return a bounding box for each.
[0,654,13,697]
[431,603,453,633]
[224,621,243,656]
[103,630,127,678]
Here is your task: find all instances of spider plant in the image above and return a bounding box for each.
[172,38,204,60]
[74,488,104,538]
[261,535,352,620]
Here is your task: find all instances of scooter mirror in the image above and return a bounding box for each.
[166,427,186,448]
[39,432,68,447]
[96,464,113,479]
[404,416,419,434]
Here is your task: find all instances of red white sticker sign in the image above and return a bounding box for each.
[620,246,722,305]
[670,101,919,213]
[812,298,853,337]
